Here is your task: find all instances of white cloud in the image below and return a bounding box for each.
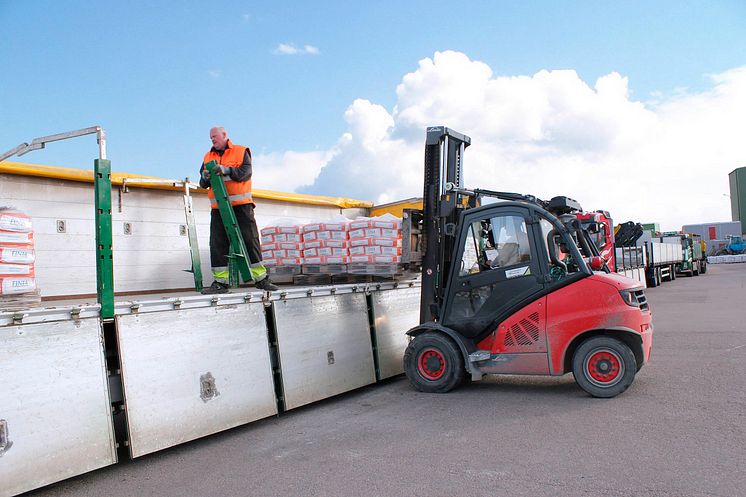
[303,44,320,55]
[273,43,320,56]
[265,51,746,230]
[207,69,221,79]
[253,149,336,192]
[242,13,250,22]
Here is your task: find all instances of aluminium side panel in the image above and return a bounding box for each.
[274,293,375,410]
[0,318,116,497]
[116,304,277,458]
[371,286,420,379]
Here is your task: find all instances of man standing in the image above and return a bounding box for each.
[199,126,278,293]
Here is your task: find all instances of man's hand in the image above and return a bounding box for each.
[201,168,211,181]
[216,165,232,176]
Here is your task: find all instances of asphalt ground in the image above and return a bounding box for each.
[29,263,746,497]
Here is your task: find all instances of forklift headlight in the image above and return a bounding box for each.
[619,289,639,307]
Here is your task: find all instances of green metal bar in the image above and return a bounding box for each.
[183,191,203,292]
[94,159,115,319]
[205,161,253,285]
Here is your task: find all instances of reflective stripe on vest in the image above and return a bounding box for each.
[209,192,254,208]
[204,140,253,209]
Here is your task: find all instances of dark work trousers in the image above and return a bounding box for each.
[209,203,265,281]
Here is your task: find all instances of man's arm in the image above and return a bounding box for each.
[199,162,211,189]
[225,149,252,182]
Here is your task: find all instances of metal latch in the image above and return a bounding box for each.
[468,350,491,363]
[0,419,13,457]
[200,372,220,403]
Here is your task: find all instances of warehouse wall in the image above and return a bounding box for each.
[729,167,746,234]
[682,221,742,254]
[0,173,366,297]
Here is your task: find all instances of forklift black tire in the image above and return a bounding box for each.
[404,332,465,393]
[572,336,637,398]
[701,261,707,274]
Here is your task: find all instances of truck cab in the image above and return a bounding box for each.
[403,127,653,398]
[577,210,616,270]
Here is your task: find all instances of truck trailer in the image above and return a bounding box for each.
[578,216,686,288]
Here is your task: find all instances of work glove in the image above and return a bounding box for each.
[216,165,232,177]
[201,168,210,181]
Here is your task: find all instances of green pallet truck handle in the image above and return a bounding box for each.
[205,161,254,286]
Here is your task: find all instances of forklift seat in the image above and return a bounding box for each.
[496,242,520,267]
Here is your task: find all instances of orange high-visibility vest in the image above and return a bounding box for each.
[203,139,253,209]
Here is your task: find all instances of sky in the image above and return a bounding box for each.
[1,0,746,230]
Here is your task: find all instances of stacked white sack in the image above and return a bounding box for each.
[347,216,402,264]
[0,208,38,301]
[302,222,350,264]
[260,225,304,266]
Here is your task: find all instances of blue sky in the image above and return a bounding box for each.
[1,1,746,226]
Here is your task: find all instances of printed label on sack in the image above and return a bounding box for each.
[0,263,33,276]
[0,247,35,264]
[0,231,32,244]
[0,212,33,232]
[369,219,401,229]
[349,220,370,229]
[349,237,400,247]
[0,277,36,295]
[321,222,349,232]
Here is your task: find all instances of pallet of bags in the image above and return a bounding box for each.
[301,221,350,275]
[0,207,41,310]
[260,223,304,281]
[346,215,403,275]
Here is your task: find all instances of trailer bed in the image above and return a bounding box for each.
[0,280,421,497]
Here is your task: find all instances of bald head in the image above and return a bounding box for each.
[210,127,228,150]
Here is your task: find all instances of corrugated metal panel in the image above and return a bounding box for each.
[371,286,420,379]
[117,304,277,458]
[273,293,375,410]
[0,318,117,497]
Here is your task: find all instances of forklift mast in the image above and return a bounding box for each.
[420,126,471,324]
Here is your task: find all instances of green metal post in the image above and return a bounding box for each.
[205,161,254,285]
[94,159,115,319]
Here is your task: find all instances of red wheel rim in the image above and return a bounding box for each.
[417,347,446,380]
[584,348,624,387]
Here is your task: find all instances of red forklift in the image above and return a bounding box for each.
[403,127,653,398]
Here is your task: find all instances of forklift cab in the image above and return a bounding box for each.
[440,202,590,340]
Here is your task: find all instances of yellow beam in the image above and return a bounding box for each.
[0,161,373,209]
[370,197,423,217]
